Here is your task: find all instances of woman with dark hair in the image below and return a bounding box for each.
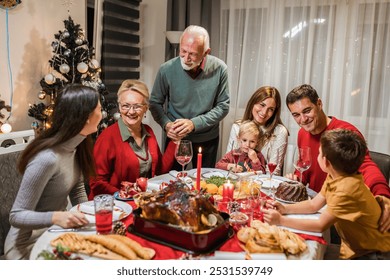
[226,86,288,175]
[5,84,102,259]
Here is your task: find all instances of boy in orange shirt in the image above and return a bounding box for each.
[263,129,390,259]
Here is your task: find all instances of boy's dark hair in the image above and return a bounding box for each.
[320,129,367,174]
[286,84,319,107]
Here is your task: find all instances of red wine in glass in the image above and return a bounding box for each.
[176,155,192,166]
[267,163,277,174]
[175,140,193,179]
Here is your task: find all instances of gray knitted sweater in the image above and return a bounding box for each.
[5,134,88,259]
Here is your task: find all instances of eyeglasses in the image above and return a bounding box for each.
[118,103,146,112]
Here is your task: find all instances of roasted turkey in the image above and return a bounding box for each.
[135,181,225,232]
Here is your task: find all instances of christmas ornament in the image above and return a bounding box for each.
[101,110,107,119]
[44,106,54,117]
[31,121,39,129]
[44,73,56,85]
[114,112,121,120]
[64,49,71,56]
[38,91,47,100]
[0,0,21,9]
[62,30,70,38]
[0,122,12,134]
[75,38,83,45]
[89,59,100,69]
[77,62,88,73]
[59,63,70,74]
[51,41,59,50]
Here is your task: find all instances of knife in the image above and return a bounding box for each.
[48,227,96,233]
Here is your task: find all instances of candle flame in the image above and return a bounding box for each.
[199,147,202,153]
[227,179,230,184]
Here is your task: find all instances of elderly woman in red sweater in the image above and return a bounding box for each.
[89,80,178,199]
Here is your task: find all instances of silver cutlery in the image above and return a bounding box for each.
[48,227,96,233]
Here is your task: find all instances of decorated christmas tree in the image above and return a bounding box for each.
[28,16,116,135]
[0,97,11,133]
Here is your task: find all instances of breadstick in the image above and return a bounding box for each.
[107,234,155,260]
[84,234,138,260]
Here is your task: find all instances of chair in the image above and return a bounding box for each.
[370,151,390,183]
[0,150,22,258]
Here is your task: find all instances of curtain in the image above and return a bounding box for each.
[166,0,221,60]
[218,0,390,160]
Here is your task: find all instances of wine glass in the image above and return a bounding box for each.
[175,140,193,180]
[266,147,279,199]
[231,141,241,173]
[293,146,312,183]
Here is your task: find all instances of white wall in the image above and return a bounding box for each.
[0,0,86,132]
[139,0,168,147]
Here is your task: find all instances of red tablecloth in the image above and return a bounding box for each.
[122,200,326,260]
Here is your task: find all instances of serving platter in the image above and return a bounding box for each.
[129,208,233,254]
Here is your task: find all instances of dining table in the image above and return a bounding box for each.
[29,168,328,260]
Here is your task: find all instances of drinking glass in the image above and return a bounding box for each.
[175,140,193,180]
[231,144,242,173]
[266,147,279,199]
[94,194,114,235]
[293,146,312,183]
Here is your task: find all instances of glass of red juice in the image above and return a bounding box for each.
[94,194,114,234]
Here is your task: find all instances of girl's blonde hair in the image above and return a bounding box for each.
[238,120,262,143]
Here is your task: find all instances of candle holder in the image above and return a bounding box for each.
[222,180,234,201]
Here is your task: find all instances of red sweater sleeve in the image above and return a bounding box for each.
[89,123,124,199]
[215,151,232,170]
[296,117,390,197]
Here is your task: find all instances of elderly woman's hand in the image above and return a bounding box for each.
[376,195,390,232]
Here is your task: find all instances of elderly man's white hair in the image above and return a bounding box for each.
[181,25,210,52]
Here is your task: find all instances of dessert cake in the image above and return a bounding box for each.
[275,181,308,202]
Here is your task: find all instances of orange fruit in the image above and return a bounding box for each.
[194,180,207,190]
[205,183,218,194]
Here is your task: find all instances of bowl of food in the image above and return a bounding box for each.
[229,211,249,226]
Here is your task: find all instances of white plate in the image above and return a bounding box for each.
[275,196,297,204]
[69,200,132,224]
[248,174,287,189]
[187,168,238,180]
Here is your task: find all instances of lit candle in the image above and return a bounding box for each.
[196,147,202,191]
[222,180,234,201]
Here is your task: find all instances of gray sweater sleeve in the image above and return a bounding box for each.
[9,151,61,229]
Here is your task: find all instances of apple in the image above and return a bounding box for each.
[136,177,148,191]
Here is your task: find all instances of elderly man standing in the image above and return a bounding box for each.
[286,84,390,233]
[150,25,230,169]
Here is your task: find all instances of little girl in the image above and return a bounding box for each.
[216,120,266,173]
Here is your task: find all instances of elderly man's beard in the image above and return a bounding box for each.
[180,56,202,71]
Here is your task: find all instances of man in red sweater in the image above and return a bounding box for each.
[286,84,390,232]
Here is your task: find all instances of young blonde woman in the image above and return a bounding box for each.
[227,86,288,175]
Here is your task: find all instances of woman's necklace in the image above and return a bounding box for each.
[135,142,149,162]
